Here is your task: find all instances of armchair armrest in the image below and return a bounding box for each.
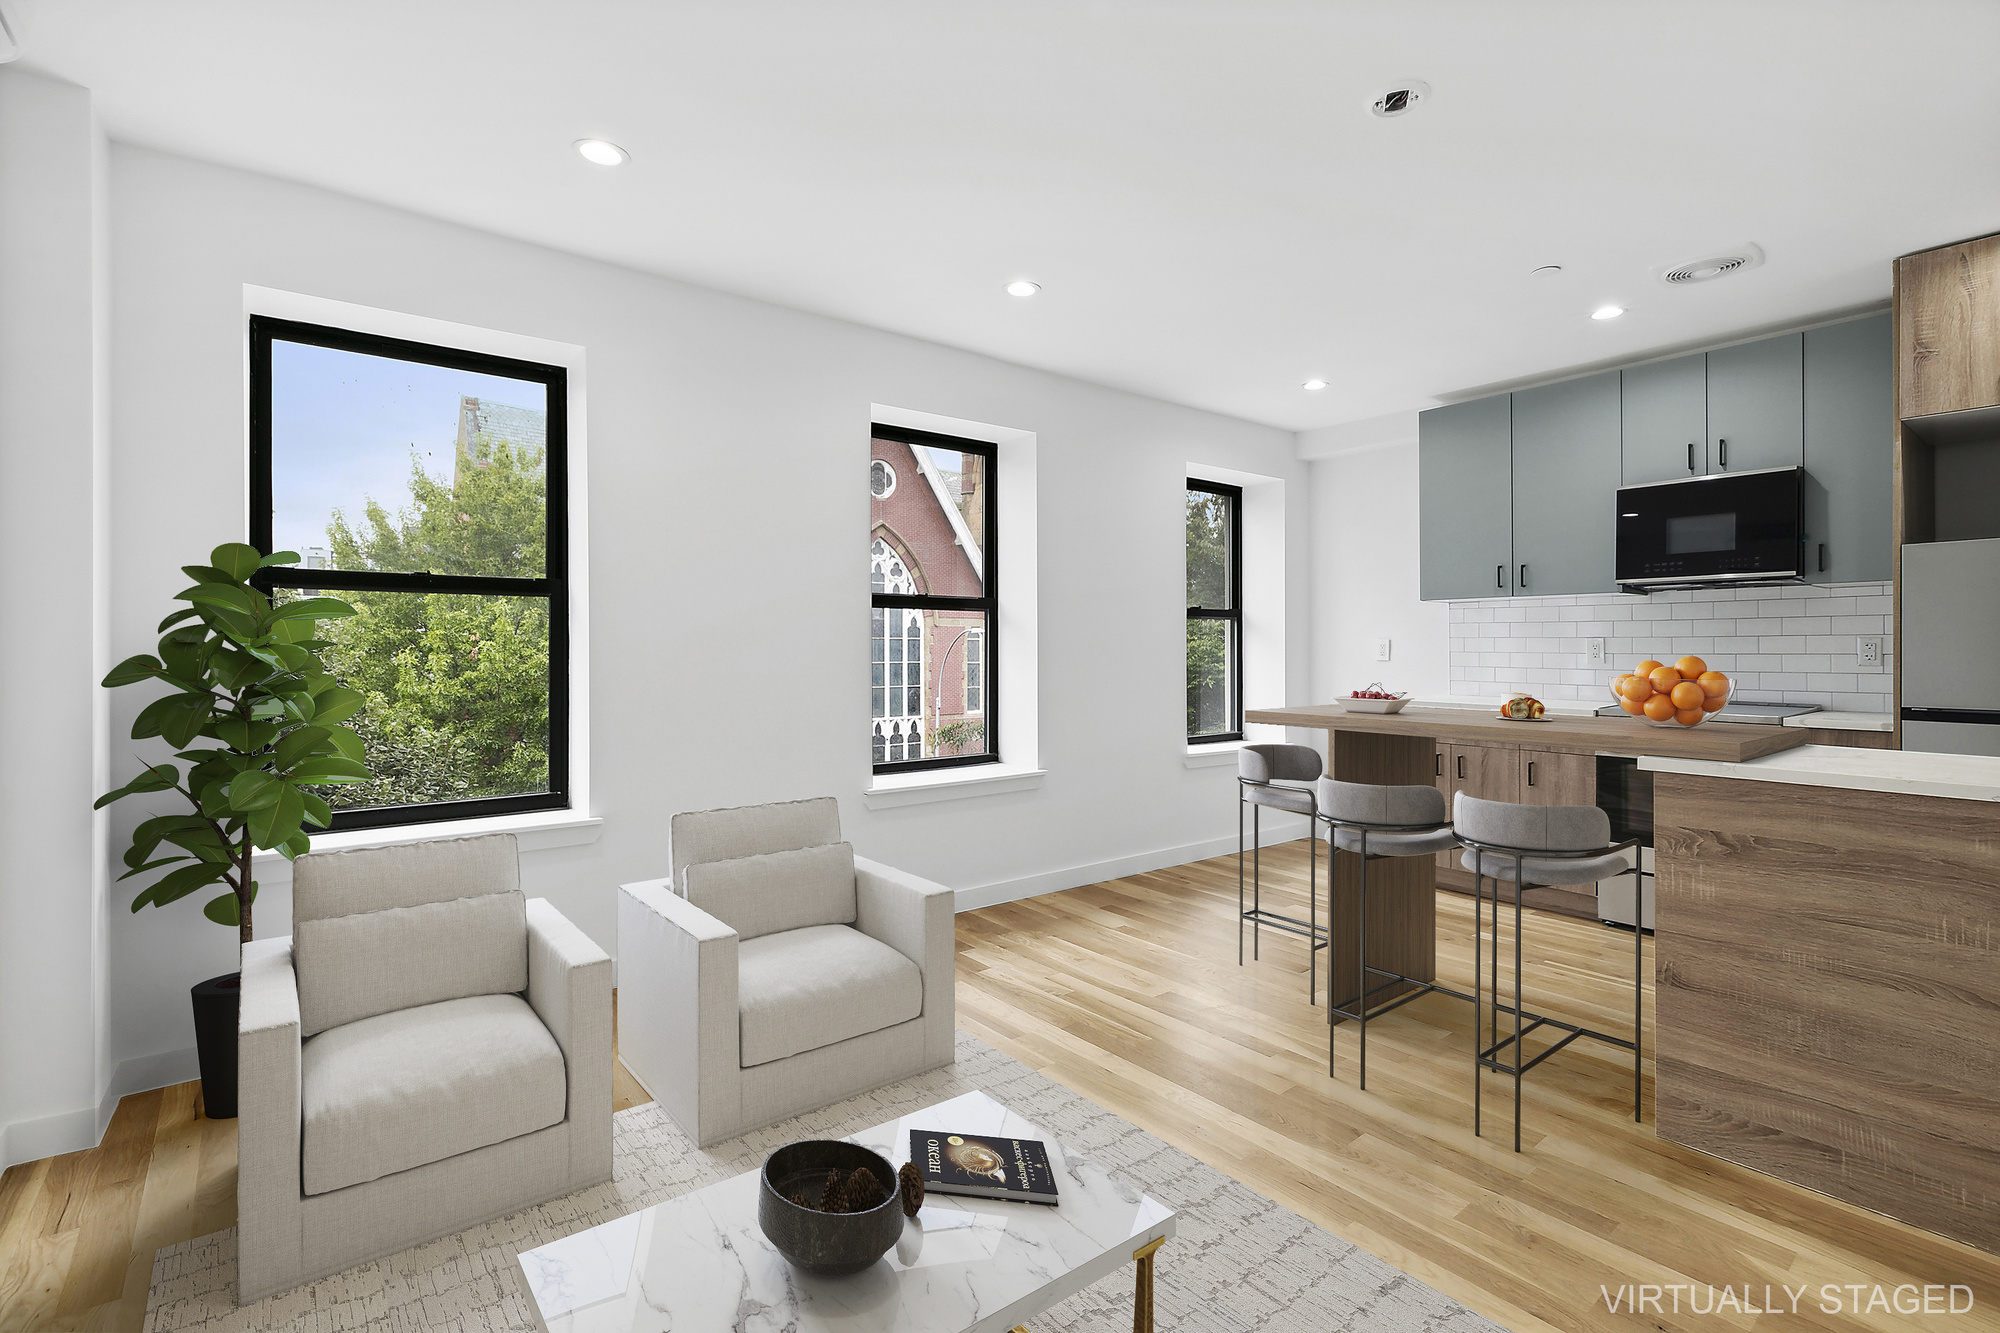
[236,935,303,1303]
[854,856,955,1069]
[527,898,614,1187]
[617,878,741,1147]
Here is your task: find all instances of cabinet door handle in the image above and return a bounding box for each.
[1497,563,1505,590]
[1718,438,1727,469]
[1436,752,1443,777]
[1457,755,1466,781]
[1519,563,1528,589]
[1687,442,1696,473]
[1819,542,1827,572]
[1527,760,1537,787]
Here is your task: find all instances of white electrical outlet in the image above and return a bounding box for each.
[1586,637,1606,666]
[1376,638,1392,662]
[1858,636,1883,669]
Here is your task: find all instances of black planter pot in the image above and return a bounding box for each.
[191,972,240,1119]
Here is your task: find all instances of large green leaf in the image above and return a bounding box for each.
[198,779,232,819]
[286,755,370,782]
[157,607,203,633]
[299,789,332,829]
[118,855,191,881]
[227,768,282,811]
[202,892,241,926]
[258,550,302,569]
[180,565,233,585]
[274,726,330,770]
[136,860,232,909]
[181,582,254,613]
[248,783,305,850]
[101,654,164,688]
[209,543,263,582]
[278,831,312,861]
[324,725,366,761]
[132,692,211,746]
[94,763,179,810]
[268,596,358,624]
[309,687,365,725]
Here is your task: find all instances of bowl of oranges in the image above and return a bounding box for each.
[1611,657,1732,728]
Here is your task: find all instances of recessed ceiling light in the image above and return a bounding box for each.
[574,139,628,167]
[1005,280,1041,297]
[1591,305,1626,320]
[1531,264,1563,276]
[1302,378,1329,391]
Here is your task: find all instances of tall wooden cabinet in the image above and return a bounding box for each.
[1896,233,2000,418]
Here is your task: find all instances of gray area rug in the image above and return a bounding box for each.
[145,1032,1503,1332]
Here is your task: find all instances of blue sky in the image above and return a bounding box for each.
[270,340,544,562]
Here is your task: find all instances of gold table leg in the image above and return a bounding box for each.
[1131,1236,1166,1333]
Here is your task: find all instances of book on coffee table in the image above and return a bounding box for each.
[910,1129,1060,1204]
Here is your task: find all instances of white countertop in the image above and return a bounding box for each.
[1641,744,2000,803]
[1782,710,1893,732]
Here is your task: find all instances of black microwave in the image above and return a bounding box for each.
[1614,466,1803,589]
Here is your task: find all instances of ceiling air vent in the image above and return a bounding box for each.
[1659,244,1765,286]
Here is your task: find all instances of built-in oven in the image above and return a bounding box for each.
[1615,466,1804,590]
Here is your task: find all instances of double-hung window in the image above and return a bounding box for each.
[1186,479,1242,743]
[871,425,997,773]
[249,316,569,829]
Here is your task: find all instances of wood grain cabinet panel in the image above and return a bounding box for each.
[1518,748,1593,806]
[1896,234,2000,418]
[1653,772,2000,1255]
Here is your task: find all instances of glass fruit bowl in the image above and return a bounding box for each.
[1609,661,1734,729]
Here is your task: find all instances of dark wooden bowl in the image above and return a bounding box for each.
[758,1140,903,1276]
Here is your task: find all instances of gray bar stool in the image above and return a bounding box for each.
[1237,744,1325,1002]
[1453,792,1644,1152]
[1315,778,1472,1087]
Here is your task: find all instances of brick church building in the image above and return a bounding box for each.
[870,435,987,763]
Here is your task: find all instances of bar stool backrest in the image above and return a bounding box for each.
[1237,744,1322,784]
[1453,791,1610,852]
[1316,777,1445,826]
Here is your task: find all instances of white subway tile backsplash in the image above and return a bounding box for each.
[1444,580,1893,715]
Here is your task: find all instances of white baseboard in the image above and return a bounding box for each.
[954,816,1312,912]
[0,1044,199,1172]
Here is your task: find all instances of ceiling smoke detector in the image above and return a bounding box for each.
[1370,80,1430,118]
[1659,245,1765,286]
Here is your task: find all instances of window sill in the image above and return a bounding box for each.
[1185,741,1248,769]
[862,763,1047,809]
[252,809,603,879]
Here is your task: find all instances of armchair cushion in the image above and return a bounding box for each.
[300,992,565,1196]
[737,924,922,1068]
[670,797,842,891]
[294,890,527,1037]
[684,842,856,941]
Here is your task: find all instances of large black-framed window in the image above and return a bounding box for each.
[871,424,998,774]
[249,315,569,830]
[1187,479,1242,743]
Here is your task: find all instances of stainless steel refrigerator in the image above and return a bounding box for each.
[1902,537,2000,755]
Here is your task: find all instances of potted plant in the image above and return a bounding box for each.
[96,543,371,1117]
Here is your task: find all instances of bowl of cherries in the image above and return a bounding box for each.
[1345,683,1410,714]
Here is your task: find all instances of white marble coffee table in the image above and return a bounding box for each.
[517,1090,1177,1333]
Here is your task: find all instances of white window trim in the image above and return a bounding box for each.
[868,404,1037,795]
[242,285,592,830]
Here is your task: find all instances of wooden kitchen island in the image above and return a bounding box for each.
[1241,702,1807,1013]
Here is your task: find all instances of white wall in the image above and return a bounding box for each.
[0,142,1322,1160]
[0,67,113,1166]
[1304,431,1450,704]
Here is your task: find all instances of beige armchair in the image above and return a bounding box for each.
[617,798,955,1147]
[237,833,612,1303]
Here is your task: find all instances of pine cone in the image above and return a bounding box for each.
[842,1166,883,1212]
[789,1192,814,1209]
[898,1161,925,1217]
[818,1168,845,1212]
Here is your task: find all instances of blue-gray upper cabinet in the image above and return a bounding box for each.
[1706,333,1803,474]
[1803,313,1892,583]
[1510,371,1623,596]
[1419,395,1514,601]
[1620,353,1708,483]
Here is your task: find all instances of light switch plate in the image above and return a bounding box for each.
[1375,638,1392,662]
[1586,637,1607,666]
[1858,636,1883,669]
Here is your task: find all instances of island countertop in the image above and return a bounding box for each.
[1643,743,2000,801]
[1244,703,1811,762]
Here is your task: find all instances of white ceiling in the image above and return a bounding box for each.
[14,0,2000,431]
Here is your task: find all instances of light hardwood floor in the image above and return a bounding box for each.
[4,848,1998,1331]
